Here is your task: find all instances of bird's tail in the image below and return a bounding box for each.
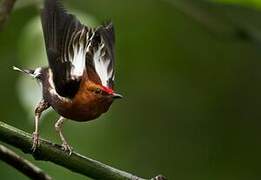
[12,66,36,78]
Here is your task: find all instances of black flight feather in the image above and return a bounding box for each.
[92,22,115,88]
[41,0,83,98]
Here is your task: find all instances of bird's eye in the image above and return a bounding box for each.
[94,88,102,94]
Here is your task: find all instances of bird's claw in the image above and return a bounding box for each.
[31,132,40,152]
[152,175,167,180]
[61,142,73,155]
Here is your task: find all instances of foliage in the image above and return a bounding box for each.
[1,0,261,179]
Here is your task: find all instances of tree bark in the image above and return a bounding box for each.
[0,144,52,180]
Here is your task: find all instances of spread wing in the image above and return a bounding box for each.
[41,0,89,98]
[88,22,115,88]
[41,0,115,98]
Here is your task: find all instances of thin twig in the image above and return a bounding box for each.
[0,0,16,29]
[0,144,52,180]
[0,121,166,180]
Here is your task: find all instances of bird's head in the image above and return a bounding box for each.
[86,81,122,100]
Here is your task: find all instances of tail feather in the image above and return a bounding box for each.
[12,66,35,77]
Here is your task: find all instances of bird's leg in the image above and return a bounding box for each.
[55,116,73,155]
[32,99,50,152]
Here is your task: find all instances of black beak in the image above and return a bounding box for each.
[112,93,123,99]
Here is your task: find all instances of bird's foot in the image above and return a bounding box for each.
[151,175,167,180]
[31,132,40,152]
[61,142,73,155]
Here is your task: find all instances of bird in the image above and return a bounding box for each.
[13,0,122,154]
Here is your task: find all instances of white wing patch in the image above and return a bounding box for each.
[93,42,113,87]
[69,29,94,79]
[65,28,114,87]
[71,43,86,77]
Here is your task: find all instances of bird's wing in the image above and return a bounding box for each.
[41,0,92,98]
[87,23,115,89]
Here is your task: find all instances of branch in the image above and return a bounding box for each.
[0,0,16,29]
[0,121,166,180]
[161,0,252,41]
[0,144,52,180]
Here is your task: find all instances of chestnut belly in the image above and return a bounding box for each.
[51,99,113,122]
[44,84,113,121]
[56,107,102,122]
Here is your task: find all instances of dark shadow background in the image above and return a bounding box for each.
[0,0,261,179]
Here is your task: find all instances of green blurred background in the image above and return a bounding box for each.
[1,0,261,179]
